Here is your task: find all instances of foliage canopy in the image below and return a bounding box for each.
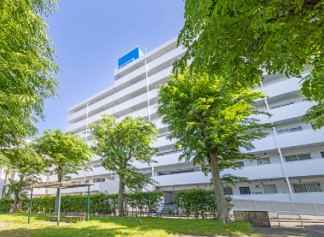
[90,115,158,216]
[0,0,59,148]
[176,0,324,128]
[158,70,269,223]
[33,129,92,182]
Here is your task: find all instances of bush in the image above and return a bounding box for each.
[0,198,13,213]
[125,191,163,214]
[175,189,232,218]
[14,191,162,215]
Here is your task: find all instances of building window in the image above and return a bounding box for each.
[257,158,271,165]
[285,153,311,162]
[236,161,244,168]
[94,164,101,168]
[293,183,322,193]
[157,167,199,176]
[277,126,302,135]
[321,152,324,158]
[270,101,295,109]
[263,184,278,194]
[143,172,152,177]
[93,178,105,183]
[224,187,233,195]
[239,187,251,195]
[85,180,89,184]
[107,174,115,181]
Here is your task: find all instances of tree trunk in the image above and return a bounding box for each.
[118,174,125,216]
[12,175,24,213]
[2,170,9,198]
[54,176,62,212]
[209,150,229,224]
[12,192,18,213]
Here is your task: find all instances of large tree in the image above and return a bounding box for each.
[157,71,269,223]
[33,130,92,211]
[176,0,324,128]
[0,0,59,148]
[90,116,158,216]
[1,143,47,212]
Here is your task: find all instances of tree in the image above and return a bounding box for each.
[157,70,269,223]
[33,129,92,212]
[176,0,324,128]
[0,0,59,149]
[90,116,158,216]
[1,143,47,212]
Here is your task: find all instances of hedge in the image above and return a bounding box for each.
[175,189,232,218]
[3,191,163,215]
[0,198,13,213]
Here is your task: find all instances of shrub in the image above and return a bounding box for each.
[175,189,232,218]
[14,191,162,215]
[0,198,13,213]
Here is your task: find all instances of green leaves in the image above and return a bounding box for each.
[158,70,268,171]
[177,0,324,128]
[33,129,92,181]
[0,0,59,148]
[90,115,158,190]
[158,70,268,223]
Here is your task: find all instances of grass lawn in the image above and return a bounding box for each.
[0,214,257,237]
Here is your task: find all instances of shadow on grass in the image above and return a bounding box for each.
[0,214,253,237]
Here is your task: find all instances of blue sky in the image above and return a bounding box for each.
[36,0,184,134]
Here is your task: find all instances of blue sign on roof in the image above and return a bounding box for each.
[118,47,143,69]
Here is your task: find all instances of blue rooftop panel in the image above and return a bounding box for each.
[118,47,143,69]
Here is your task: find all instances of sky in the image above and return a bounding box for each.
[36,0,185,135]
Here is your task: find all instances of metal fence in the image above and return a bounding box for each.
[232,199,324,216]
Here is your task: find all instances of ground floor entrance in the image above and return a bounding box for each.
[163,191,175,204]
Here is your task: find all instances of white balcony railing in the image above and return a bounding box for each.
[223,158,324,181]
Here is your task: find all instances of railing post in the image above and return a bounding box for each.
[313,203,318,216]
[28,188,33,224]
[57,186,62,227]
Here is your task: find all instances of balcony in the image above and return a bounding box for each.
[114,47,184,87]
[249,128,324,153]
[153,136,175,149]
[153,151,182,167]
[255,101,316,124]
[154,171,211,187]
[262,77,301,98]
[232,192,324,204]
[222,158,324,180]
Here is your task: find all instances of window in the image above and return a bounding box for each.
[321,152,324,158]
[93,178,105,183]
[85,180,89,184]
[239,187,251,195]
[157,167,200,176]
[223,187,233,195]
[285,153,311,162]
[257,158,271,165]
[263,184,278,194]
[277,126,302,134]
[236,161,244,168]
[107,174,115,181]
[270,101,295,109]
[293,183,322,193]
[94,164,101,168]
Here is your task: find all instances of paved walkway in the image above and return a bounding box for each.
[254,220,324,237]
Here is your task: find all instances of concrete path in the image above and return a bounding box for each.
[254,220,324,237]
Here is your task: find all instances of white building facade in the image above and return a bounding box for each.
[3,37,324,204]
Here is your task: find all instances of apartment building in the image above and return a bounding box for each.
[2,37,323,204]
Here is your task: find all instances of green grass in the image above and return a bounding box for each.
[0,214,256,237]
